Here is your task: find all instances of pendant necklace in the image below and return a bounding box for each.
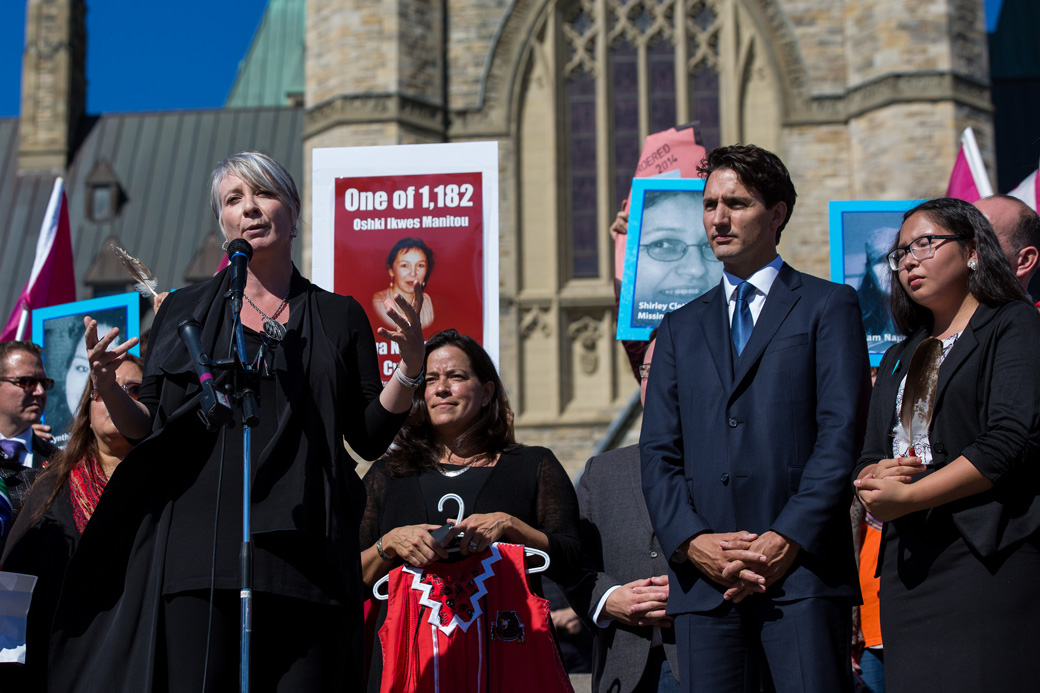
[243,291,290,342]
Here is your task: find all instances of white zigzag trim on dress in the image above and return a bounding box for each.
[402,543,503,635]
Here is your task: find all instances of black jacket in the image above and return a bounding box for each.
[855,300,1040,559]
[47,267,403,692]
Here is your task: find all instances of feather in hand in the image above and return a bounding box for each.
[899,337,943,457]
[107,242,159,298]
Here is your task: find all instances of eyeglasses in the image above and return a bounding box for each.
[886,235,962,270]
[638,364,651,381]
[0,376,54,392]
[90,383,142,401]
[639,238,715,263]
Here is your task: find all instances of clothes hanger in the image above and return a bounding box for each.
[371,492,553,601]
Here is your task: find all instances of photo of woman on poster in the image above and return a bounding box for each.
[632,189,722,326]
[42,307,127,447]
[372,237,436,330]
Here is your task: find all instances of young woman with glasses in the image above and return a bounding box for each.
[853,197,1040,691]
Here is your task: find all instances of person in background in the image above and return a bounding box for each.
[641,144,871,692]
[854,197,1040,692]
[974,194,1040,294]
[1,355,143,691]
[0,341,56,539]
[567,329,680,693]
[360,329,580,691]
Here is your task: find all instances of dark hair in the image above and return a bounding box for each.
[385,238,435,286]
[382,329,516,478]
[888,197,1028,335]
[988,194,1040,256]
[32,354,144,523]
[0,341,43,373]
[697,144,797,241]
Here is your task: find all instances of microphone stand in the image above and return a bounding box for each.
[229,299,260,693]
[182,239,260,692]
[196,291,259,692]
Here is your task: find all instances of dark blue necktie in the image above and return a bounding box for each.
[0,439,23,463]
[731,281,755,356]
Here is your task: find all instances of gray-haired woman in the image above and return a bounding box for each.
[50,152,425,691]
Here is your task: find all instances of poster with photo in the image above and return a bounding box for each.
[32,293,140,447]
[617,178,721,340]
[828,200,920,366]
[312,143,499,382]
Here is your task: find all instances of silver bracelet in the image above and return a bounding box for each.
[394,363,425,389]
[376,536,391,561]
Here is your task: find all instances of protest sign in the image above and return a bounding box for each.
[32,294,140,446]
[829,201,920,366]
[312,143,499,381]
[617,178,721,340]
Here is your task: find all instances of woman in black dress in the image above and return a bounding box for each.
[359,329,581,690]
[50,151,426,691]
[854,197,1040,691]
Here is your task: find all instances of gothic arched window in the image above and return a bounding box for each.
[561,0,722,279]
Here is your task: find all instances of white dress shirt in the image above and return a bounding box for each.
[722,254,784,326]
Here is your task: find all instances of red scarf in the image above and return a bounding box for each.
[68,455,109,534]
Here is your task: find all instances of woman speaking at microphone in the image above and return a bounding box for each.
[50,152,425,691]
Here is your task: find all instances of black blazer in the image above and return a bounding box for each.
[856,300,1040,559]
[48,267,402,692]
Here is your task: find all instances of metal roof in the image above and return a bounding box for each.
[0,106,304,316]
[225,0,306,108]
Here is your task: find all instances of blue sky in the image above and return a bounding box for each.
[0,1,266,117]
[0,0,1007,118]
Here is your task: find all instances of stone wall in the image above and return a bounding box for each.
[307,0,995,464]
[19,0,86,171]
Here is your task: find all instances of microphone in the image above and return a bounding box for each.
[226,238,253,316]
[177,318,233,429]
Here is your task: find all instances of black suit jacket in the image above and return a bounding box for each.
[566,446,679,693]
[641,264,872,613]
[856,300,1040,559]
[0,432,56,527]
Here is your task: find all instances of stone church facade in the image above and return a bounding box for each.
[9,0,995,473]
[302,0,993,468]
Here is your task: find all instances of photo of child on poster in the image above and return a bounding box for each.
[334,171,485,382]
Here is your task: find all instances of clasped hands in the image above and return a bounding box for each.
[853,456,926,522]
[380,512,515,569]
[687,530,800,603]
[603,575,672,628]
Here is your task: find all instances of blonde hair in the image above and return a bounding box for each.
[209,152,301,232]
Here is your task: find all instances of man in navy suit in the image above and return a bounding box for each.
[640,145,871,692]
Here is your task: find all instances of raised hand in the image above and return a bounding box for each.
[377,285,425,378]
[84,315,140,391]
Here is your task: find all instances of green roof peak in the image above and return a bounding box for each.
[225,0,306,108]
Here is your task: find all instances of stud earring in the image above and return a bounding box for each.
[968,258,978,271]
